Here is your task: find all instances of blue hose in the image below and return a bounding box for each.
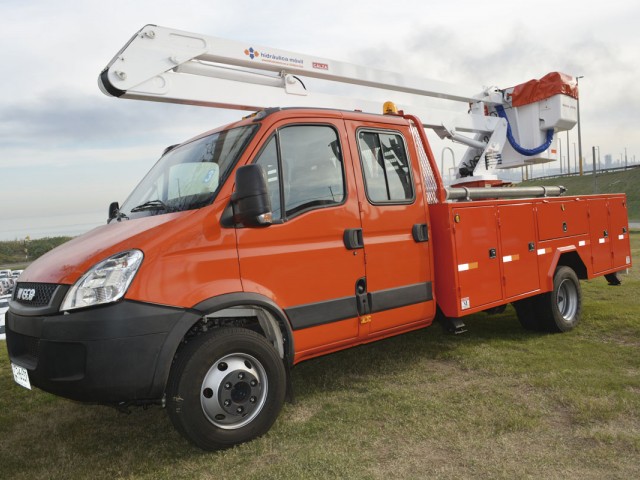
[496,105,554,156]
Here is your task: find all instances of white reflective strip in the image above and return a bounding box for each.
[458,264,469,272]
[619,234,624,240]
[503,255,513,263]
[579,240,586,246]
[537,249,546,255]
[599,238,606,244]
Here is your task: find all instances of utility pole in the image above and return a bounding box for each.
[592,146,598,193]
[566,130,570,174]
[559,137,563,174]
[576,76,584,175]
[625,147,628,169]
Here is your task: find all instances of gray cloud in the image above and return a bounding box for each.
[0,94,235,149]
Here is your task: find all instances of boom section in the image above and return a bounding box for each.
[99,24,501,108]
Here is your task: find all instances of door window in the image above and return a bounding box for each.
[357,131,414,203]
[254,125,345,220]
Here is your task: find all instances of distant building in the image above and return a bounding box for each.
[604,154,613,168]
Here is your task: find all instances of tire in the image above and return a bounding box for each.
[513,296,544,331]
[166,327,286,450]
[536,266,582,333]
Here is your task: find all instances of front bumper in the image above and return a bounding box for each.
[6,300,197,403]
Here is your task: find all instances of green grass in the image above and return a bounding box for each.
[520,166,640,221]
[1,234,639,479]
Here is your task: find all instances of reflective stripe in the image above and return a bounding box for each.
[458,262,478,272]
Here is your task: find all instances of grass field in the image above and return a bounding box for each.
[1,234,639,479]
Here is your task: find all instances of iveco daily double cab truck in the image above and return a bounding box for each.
[6,26,632,450]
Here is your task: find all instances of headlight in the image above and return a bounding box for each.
[61,250,144,311]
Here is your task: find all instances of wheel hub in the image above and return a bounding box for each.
[200,353,268,430]
[557,278,578,321]
[219,370,261,416]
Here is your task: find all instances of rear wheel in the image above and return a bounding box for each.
[166,327,286,450]
[536,266,582,333]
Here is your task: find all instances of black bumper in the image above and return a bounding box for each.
[6,300,199,403]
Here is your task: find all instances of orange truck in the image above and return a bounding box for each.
[6,26,632,450]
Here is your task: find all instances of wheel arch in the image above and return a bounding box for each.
[546,248,588,290]
[149,293,294,400]
[192,292,295,362]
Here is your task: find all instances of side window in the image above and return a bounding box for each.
[254,125,345,220]
[358,131,414,203]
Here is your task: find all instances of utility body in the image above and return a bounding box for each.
[6,25,632,450]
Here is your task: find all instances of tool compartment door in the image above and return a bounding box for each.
[609,196,631,270]
[452,205,502,311]
[498,204,540,298]
[588,199,612,274]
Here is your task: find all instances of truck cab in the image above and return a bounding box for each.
[6,108,440,449]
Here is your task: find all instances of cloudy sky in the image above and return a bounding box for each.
[1,0,639,240]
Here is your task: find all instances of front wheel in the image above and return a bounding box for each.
[166,328,286,450]
[536,266,582,333]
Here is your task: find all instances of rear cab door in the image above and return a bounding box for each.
[345,116,436,337]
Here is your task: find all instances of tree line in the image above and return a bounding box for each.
[0,237,72,266]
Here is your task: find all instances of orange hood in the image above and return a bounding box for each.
[20,212,189,285]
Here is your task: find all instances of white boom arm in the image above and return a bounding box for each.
[100,25,574,183]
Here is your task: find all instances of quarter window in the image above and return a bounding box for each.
[357,131,414,203]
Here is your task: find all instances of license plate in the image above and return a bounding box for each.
[11,363,32,390]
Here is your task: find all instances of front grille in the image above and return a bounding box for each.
[13,282,58,307]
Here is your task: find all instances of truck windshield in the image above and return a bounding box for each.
[118,125,257,219]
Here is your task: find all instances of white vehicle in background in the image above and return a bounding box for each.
[0,294,10,340]
[0,269,12,278]
[0,278,13,296]
[11,270,24,279]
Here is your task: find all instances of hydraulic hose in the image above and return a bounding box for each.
[496,105,554,156]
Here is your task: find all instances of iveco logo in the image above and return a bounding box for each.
[17,288,36,301]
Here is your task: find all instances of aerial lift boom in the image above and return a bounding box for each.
[99,25,578,185]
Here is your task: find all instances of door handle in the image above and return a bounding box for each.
[344,228,364,250]
[412,223,429,242]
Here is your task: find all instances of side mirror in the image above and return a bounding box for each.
[232,165,272,227]
[108,201,120,222]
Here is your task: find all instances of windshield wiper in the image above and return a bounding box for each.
[130,199,168,212]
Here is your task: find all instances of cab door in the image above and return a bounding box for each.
[346,121,435,336]
[235,119,366,359]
